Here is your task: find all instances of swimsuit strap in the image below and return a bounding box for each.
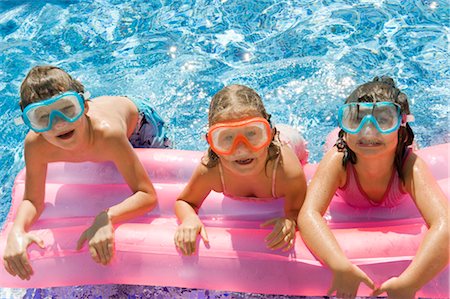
[271,154,280,198]
[218,162,227,195]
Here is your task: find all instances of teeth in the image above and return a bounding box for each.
[361,140,379,145]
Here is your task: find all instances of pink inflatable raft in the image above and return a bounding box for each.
[0,143,448,297]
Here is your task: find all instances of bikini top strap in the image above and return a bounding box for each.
[218,162,227,194]
[271,154,281,198]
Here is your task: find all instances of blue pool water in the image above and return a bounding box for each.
[0,0,448,297]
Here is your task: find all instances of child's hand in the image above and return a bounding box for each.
[327,263,375,298]
[76,211,114,265]
[174,216,209,256]
[3,230,45,280]
[372,277,416,299]
[261,217,296,251]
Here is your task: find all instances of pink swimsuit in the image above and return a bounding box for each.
[335,149,412,208]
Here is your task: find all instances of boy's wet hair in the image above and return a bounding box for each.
[203,84,281,169]
[20,65,85,110]
[336,76,415,180]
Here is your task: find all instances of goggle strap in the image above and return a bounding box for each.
[83,91,91,100]
[14,117,24,126]
[406,114,415,122]
[401,114,415,125]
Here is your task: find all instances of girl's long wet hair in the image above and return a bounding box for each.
[20,65,85,110]
[335,76,414,181]
[202,84,280,170]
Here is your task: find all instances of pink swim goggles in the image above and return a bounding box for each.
[207,117,272,155]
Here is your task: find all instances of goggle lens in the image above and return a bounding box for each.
[208,118,271,155]
[22,92,85,132]
[339,102,401,134]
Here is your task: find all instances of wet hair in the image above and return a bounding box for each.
[335,76,415,180]
[20,65,85,110]
[202,84,280,169]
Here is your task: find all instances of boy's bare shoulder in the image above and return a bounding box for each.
[89,96,136,108]
[91,95,132,102]
[23,132,56,161]
[88,96,139,138]
[88,96,137,118]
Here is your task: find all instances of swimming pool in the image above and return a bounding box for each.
[0,0,448,297]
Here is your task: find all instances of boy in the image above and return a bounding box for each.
[3,65,169,280]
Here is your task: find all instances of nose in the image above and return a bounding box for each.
[360,120,379,136]
[234,140,251,155]
[52,116,69,130]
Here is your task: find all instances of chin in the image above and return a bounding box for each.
[233,159,266,175]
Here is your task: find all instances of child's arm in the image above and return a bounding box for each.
[373,155,449,298]
[174,163,213,256]
[298,148,375,297]
[3,139,47,280]
[262,148,307,251]
[76,135,157,265]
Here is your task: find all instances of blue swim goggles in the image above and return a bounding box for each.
[338,102,413,134]
[18,91,88,133]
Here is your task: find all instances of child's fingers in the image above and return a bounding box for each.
[282,237,295,252]
[10,258,28,280]
[265,223,284,242]
[7,259,21,279]
[360,271,376,290]
[106,242,114,262]
[266,226,288,247]
[102,240,113,264]
[371,287,385,296]
[29,235,45,249]
[267,232,285,249]
[17,254,33,280]
[88,245,100,263]
[175,230,189,256]
[270,235,293,251]
[264,229,277,243]
[188,230,197,255]
[174,232,183,253]
[182,230,192,255]
[97,243,108,265]
[95,242,107,265]
[199,226,209,244]
[21,259,33,277]
[3,259,16,276]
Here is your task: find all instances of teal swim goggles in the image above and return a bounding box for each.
[17,91,89,133]
[338,102,414,134]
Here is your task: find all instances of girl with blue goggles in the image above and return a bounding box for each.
[338,101,413,134]
[21,91,87,132]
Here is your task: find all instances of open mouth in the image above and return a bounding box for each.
[234,158,254,165]
[57,130,75,140]
[358,139,382,147]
